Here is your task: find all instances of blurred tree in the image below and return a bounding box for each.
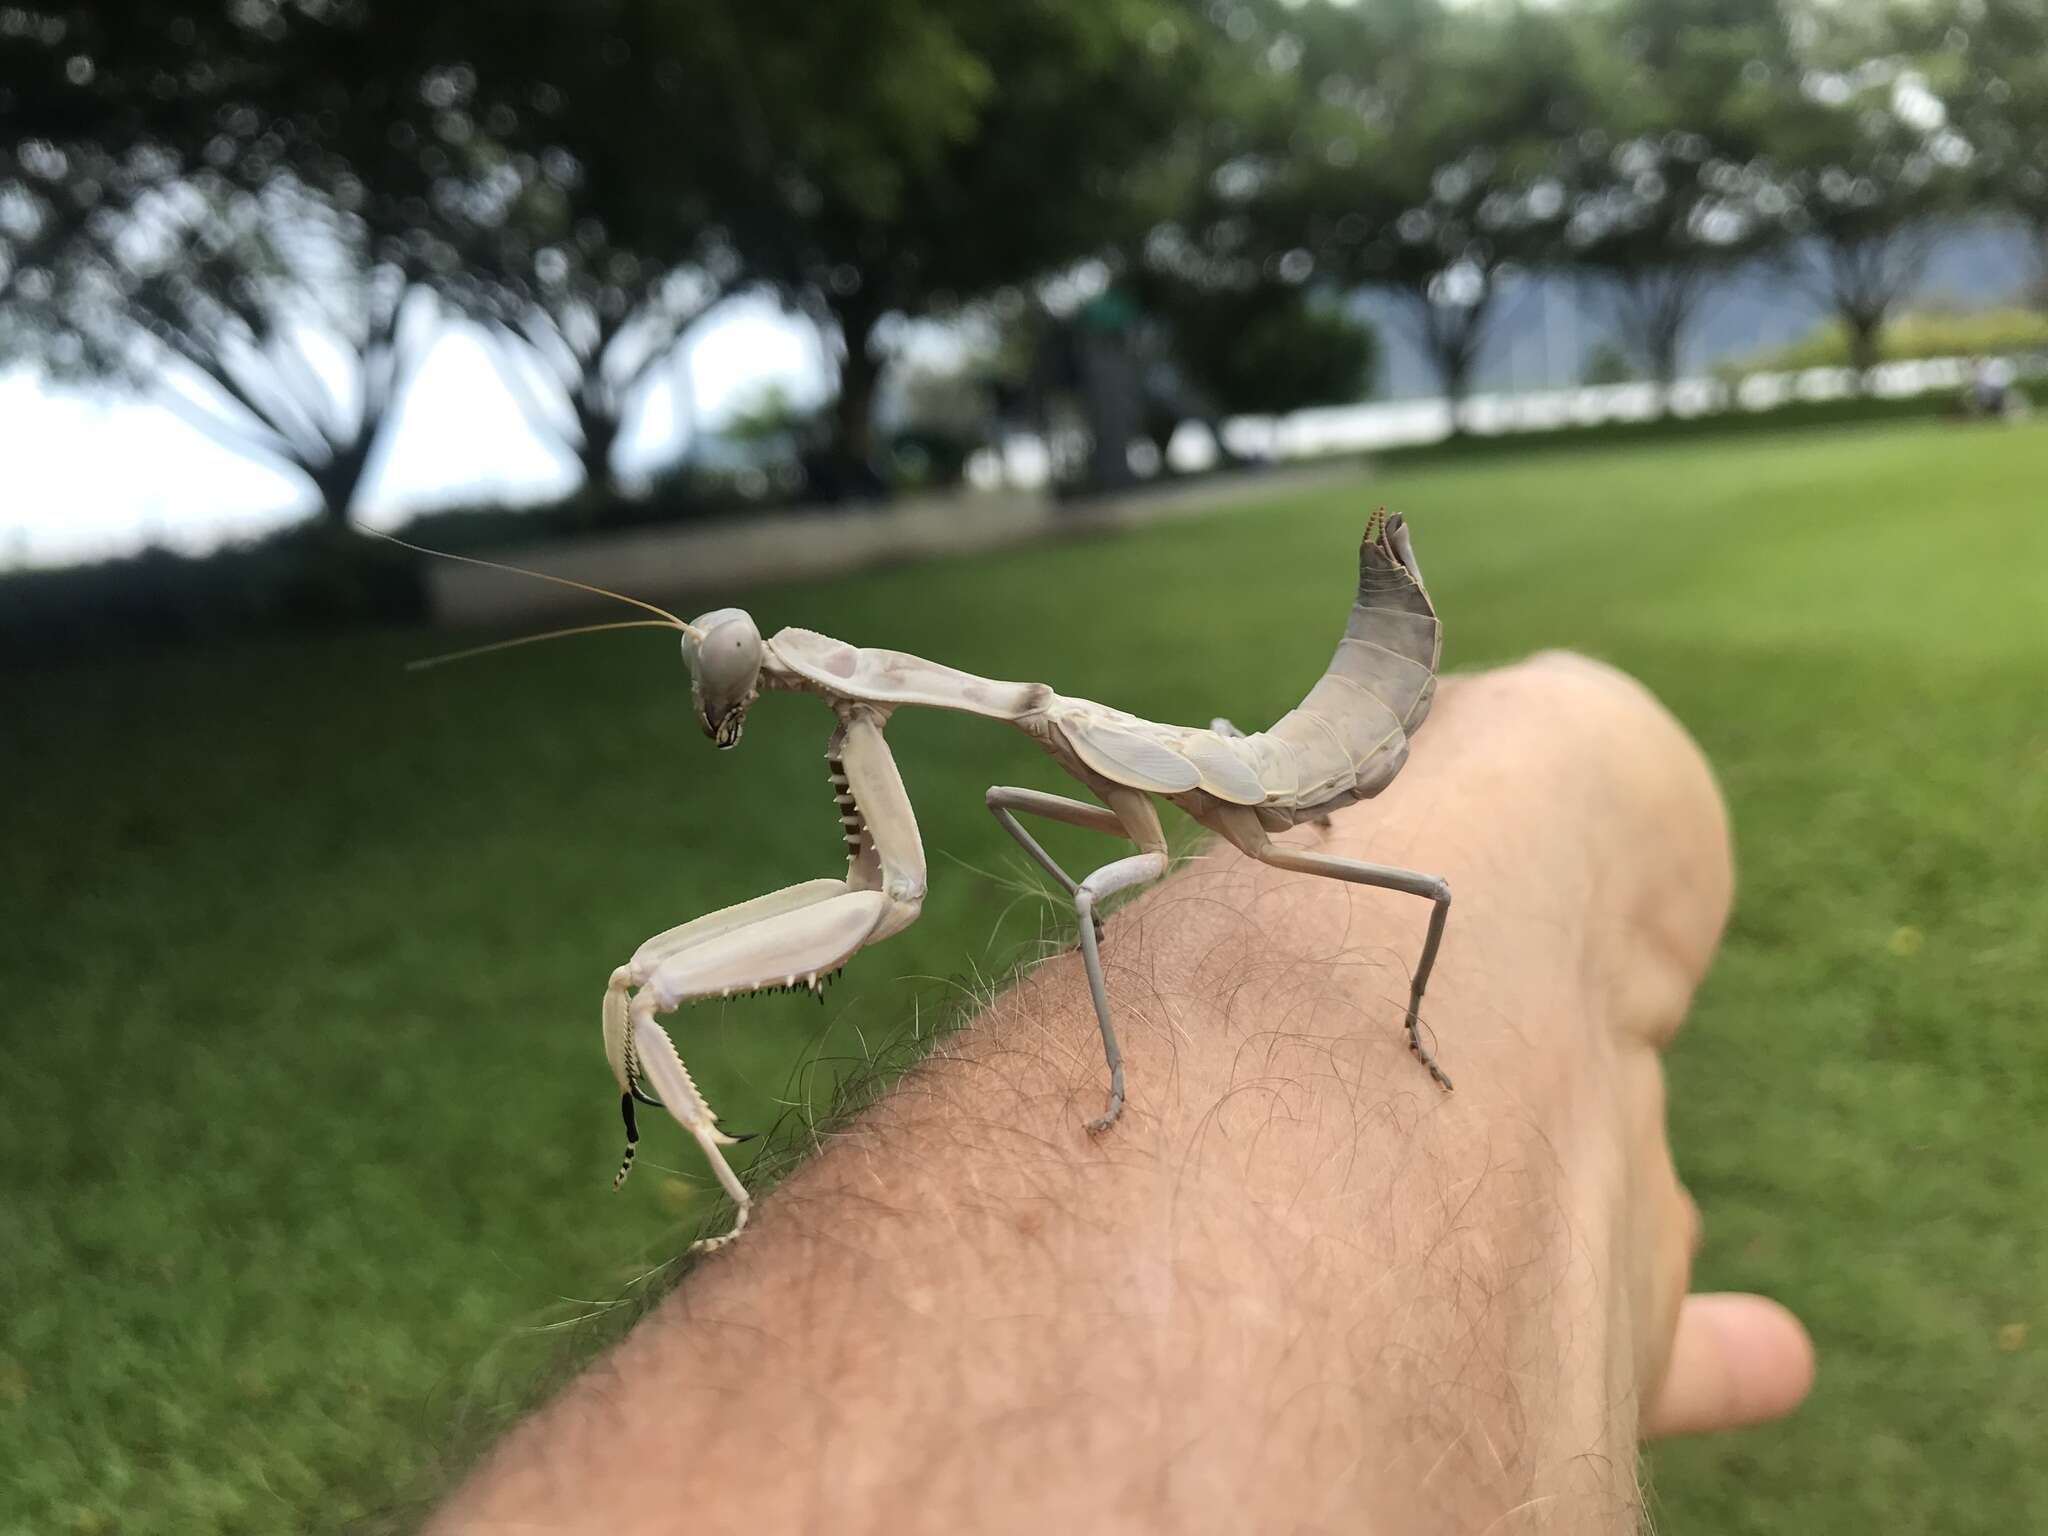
[884,346,1004,488]
[478,261,720,496]
[1939,0,2048,310]
[0,2,477,522]
[1,0,980,510]
[1743,0,1974,388]
[1579,339,1638,386]
[424,0,769,496]
[1145,278,1378,419]
[1562,0,1782,411]
[721,380,819,448]
[417,0,1009,499]
[727,0,1218,494]
[1248,0,1586,433]
[1,170,436,526]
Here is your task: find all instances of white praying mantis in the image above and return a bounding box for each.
[382,508,1451,1253]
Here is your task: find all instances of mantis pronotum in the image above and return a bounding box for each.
[384,510,1451,1253]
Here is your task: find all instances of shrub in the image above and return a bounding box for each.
[1729,306,2048,376]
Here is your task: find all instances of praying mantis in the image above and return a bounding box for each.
[385,509,1450,1253]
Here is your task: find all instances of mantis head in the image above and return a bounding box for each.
[684,608,764,748]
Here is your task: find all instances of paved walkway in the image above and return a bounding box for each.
[426,462,1362,626]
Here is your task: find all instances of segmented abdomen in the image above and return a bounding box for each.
[1256,512,1440,819]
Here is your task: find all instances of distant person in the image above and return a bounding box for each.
[1968,355,2020,420]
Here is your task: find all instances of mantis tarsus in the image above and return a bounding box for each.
[386,510,1451,1253]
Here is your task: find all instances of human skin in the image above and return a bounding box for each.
[427,654,1813,1535]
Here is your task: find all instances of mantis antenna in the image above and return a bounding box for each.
[404,619,691,672]
[357,526,704,640]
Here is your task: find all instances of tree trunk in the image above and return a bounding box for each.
[310,440,373,528]
[828,303,886,501]
[1439,353,1472,438]
[577,407,622,497]
[1845,314,1882,395]
[1647,348,1677,418]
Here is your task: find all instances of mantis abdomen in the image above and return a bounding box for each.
[1243,512,1441,826]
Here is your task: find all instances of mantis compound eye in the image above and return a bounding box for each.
[683,610,763,748]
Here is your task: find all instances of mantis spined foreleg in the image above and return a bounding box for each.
[602,708,926,1250]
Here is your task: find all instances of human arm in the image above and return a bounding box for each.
[427,654,1812,1535]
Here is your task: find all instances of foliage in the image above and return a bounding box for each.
[1226,0,1593,424]
[1374,374,2048,468]
[1562,0,1786,401]
[1736,1,1978,382]
[0,519,426,656]
[729,0,1223,488]
[717,381,819,448]
[0,2,466,520]
[1153,281,1379,418]
[1580,340,1639,387]
[1937,0,2048,301]
[419,0,990,495]
[880,352,1007,487]
[1730,303,2048,373]
[14,0,2048,521]
[0,470,798,659]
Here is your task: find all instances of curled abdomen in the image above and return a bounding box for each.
[1258,512,1441,820]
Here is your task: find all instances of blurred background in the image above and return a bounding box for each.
[2,1,2043,1531]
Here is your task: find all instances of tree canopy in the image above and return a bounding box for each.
[2,0,2036,512]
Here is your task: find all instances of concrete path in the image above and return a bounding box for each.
[426,462,1361,626]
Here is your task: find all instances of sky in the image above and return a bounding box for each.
[0,292,835,569]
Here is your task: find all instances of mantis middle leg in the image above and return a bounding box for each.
[988,784,1167,1133]
[985,784,1125,941]
[1213,808,1455,1092]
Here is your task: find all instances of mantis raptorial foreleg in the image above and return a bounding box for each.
[604,710,926,1251]
[1214,808,1454,1090]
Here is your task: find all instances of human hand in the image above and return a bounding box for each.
[1439,655,1814,1443]
[1295,651,1811,1458]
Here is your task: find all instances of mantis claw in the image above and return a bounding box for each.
[598,712,928,1252]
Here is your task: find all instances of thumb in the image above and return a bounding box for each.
[1645,1292,1815,1439]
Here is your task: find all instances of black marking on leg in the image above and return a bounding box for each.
[613,1093,640,1190]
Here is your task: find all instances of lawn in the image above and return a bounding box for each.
[3,420,2043,1533]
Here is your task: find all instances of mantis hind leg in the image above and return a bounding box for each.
[1220,812,1455,1091]
[1072,846,1169,1131]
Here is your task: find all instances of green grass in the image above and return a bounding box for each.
[4,419,2044,1533]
